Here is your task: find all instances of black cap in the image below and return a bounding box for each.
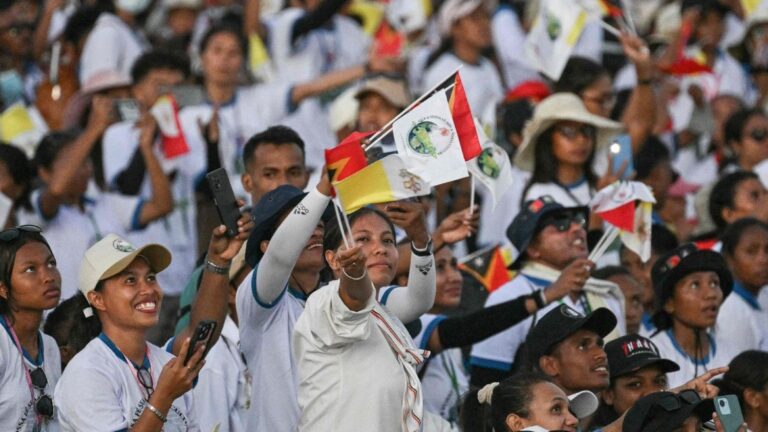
[506,195,587,266]
[526,304,617,366]
[623,390,714,432]
[651,243,733,329]
[606,335,680,380]
[245,185,307,267]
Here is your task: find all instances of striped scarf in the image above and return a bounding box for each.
[371,304,430,432]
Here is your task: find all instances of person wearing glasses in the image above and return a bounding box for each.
[722,108,768,173]
[0,225,61,431]
[470,196,625,388]
[54,217,250,431]
[514,93,626,222]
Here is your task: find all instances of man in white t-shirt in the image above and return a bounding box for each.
[102,50,200,342]
[470,195,625,387]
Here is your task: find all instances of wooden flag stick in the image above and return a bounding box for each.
[469,175,476,217]
[588,225,620,262]
[332,199,351,248]
[599,19,622,38]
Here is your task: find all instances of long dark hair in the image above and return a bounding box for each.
[0,230,53,320]
[461,372,554,432]
[521,126,598,203]
[0,143,34,211]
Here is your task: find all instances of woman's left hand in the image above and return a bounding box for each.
[385,200,429,247]
[207,201,254,265]
[435,206,479,245]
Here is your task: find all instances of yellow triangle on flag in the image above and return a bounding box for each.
[0,103,35,141]
[741,0,762,16]
[248,33,270,71]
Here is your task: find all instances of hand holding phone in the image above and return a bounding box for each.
[609,134,634,180]
[206,168,241,237]
[184,320,217,366]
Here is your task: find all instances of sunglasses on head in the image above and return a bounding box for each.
[748,128,768,142]
[540,211,587,232]
[0,225,42,242]
[554,124,596,140]
[29,367,54,418]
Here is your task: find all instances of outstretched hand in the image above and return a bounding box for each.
[435,206,479,245]
[673,366,728,399]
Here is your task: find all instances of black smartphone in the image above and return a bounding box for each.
[184,320,217,365]
[206,168,240,237]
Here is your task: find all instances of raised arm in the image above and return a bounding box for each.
[172,210,254,355]
[38,95,114,218]
[619,33,657,154]
[255,177,332,304]
[133,115,173,227]
[382,201,436,323]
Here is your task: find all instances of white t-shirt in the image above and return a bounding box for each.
[649,329,740,388]
[492,6,542,90]
[760,286,768,312]
[477,166,529,248]
[54,334,198,432]
[32,188,141,301]
[714,283,768,355]
[234,267,306,432]
[102,121,205,295]
[524,180,593,207]
[413,314,468,424]
[178,83,294,203]
[78,13,148,84]
[292,280,414,432]
[0,319,61,432]
[191,316,249,432]
[423,54,504,126]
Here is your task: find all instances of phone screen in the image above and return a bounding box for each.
[609,134,634,179]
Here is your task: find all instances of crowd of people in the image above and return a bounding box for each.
[1,0,768,431]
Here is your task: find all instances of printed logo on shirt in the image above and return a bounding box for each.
[131,399,189,431]
[416,261,433,275]
[13,399,47,432]
[113,238,136,253]
[293,203,309,215]
[406,117,456,159]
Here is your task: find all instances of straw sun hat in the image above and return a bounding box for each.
[513,93,623,172]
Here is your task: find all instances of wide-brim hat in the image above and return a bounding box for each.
[80,234,172,300]
[651,243,733,328]
[354,75,411,110]
[513,93,623,172]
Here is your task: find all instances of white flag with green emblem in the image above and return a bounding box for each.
[525,0,588,81]
[392,93,469,186]
[467,120,514,209]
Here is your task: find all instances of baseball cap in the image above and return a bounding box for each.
[569,390,600,419]
[605,335,680,380]
[623,390,714,432]
[506,196,587,266]
[354,75,411,110]
[245,185,307,267]
[79,234,172,300]
[651,243,733,329]
[526,304,617,366]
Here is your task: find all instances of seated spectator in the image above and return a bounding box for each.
[525,304,616,395]
[592,334,680,428]
[0,226,61,431]
[648,243,738,387]
[717,218,768,353]
[470,196,625,387]
[461,372,598,432]
[715,350,768,432]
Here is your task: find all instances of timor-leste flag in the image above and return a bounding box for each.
[448,73,482,161]
[324,131,372,185]
[458,245,513,292]
[334,153,429,214]
[150,95,190,159]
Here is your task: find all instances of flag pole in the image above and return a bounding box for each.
[598,20,622,38]
[332,199,351,248]
[469,175,476,217]
[363,66,463,151]
[619,0,638,36]
[588,225,620,262]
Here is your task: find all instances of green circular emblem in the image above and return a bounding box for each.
[112,239,136,253]
[407,119,454,158]
[476,148,502,179]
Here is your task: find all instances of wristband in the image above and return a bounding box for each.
[145,402,167,423]
[411,237,433,257]
[342,267,367,281]
[205,259,230,275]
[531,289,547,309]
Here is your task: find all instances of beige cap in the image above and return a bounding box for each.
[354,76,411,109]
[79,234,172,300]
[437,0,496,36]
[514,93,623,172]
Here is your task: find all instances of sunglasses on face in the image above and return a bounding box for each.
[554,124,596,140]
[748,128,768,142]
[540,211,587,232]
[0,225,42,242]
[30,367,54,418]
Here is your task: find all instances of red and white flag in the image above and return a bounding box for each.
[150,95,190,159]
[590,181,656,261]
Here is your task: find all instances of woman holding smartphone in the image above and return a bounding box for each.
[0,225,61,431]
[55,216,250,431]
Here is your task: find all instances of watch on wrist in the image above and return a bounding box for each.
[411,237,433,256]
[205,259,230,275]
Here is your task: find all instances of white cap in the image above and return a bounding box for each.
[568,390,599,419]
[79,234,172,300]
[437,0,495,36]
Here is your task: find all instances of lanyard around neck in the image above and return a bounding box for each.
[99,333,153,399]
[2,315,43,425]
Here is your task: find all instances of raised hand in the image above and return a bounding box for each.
[385,200,429,247]
[207,201,254,265]
[545,258,595,302]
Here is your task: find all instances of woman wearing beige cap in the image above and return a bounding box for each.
[515,93,625,210]
[54,218,250,432]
